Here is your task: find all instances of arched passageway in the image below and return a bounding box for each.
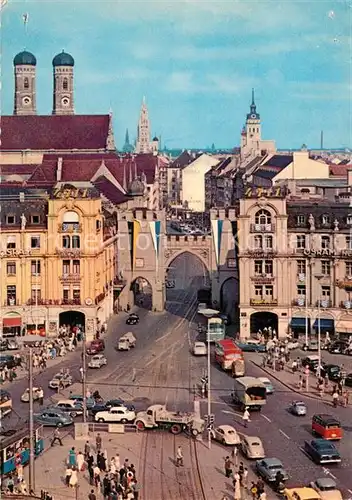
[59,310,85,329]
[220,277,238,323]
[131,277,153,310]
[250,311,278,337]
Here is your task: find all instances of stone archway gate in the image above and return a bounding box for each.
[117,207,239,311]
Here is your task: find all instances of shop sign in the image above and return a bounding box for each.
[250,298,278,306]
[245,186,287,198]
[53,185,89,199]
[0,249,31,257]
[303,249,334,257]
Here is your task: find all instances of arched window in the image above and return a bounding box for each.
[24,77,29,89]
[62,211,80,232]
[62,236,70,249]
[63,78,68,90]
[255,209,272,225]
[72,235,80,249]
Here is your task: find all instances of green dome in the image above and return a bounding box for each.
[14,50,36,66]
[52,50,74,67]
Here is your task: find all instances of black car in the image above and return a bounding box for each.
[90,399,135,415]
[345,373,352,387]
[126,314,139,325]
[0,355,21,370]
[304,438,341,464]
[302,357,325,372]
[328,341,348,355]
[320,364,341,381]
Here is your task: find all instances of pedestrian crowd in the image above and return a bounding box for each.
[63,433,141,499]
[222,456,267,500]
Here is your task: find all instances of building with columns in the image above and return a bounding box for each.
[238,184,352,339]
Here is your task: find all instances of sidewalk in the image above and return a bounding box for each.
[251,359,352,406]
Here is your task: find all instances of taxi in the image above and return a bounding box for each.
[284,487,321,500]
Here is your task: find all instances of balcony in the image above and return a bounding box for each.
[3,299,20,306]
[55,248,82,257]
[246,249,277,257]
[292,297,306,306]
[250,223,275,233]
[336,278,352,290]
[57,223,82,233]
[250,298,278,306]
[26,298,82,306]
[251,274,275,284]
[59,273,82,283]
[297,273,306,282]
[340,300,352,309]
[316,299,332,308]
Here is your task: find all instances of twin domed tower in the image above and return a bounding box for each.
[13,49,75,116]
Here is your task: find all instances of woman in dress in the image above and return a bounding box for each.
[69,467,78,488]
[76,451,85,471]
[68,447,77,468]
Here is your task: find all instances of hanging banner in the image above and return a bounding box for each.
[211,219,223,266]
[128,220,141,271]
[149,221,161,266]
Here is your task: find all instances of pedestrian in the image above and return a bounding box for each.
[176,446,183,467]
[259,490,267,500]
[242,467,248,490]
[332,390,339,407]
[88,489,96,500]
[224,456,233,478]
[68,447,77,467]
[69,467,78,488]
[38,387,44,405]
[65,466,72,487]
[77,451,85,471]
[132,479,141,500]
[93,465,101,487]
[343,391,349,407]
[88,464,94,485]
[123,458,129,471]
[96,433,102,453]
[242,408,250,428]
[84,440,90,460]
[51,428,63,447]
[114,453,121,471]
[103,474,111,497]
[250,482,258,500]
[79,366,84,382]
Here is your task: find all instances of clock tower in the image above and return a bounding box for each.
[13,50,37,115]
[52,50,75,115]
[246,88,261,143]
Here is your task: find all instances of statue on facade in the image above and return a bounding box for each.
[308,214,315,231]
[20,213,27,230]
[333,219,339,231]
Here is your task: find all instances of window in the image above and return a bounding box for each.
[6,236,16,249]
[297,284,306,296]
[62,260,70,275]
[6,215,15,225]
[255,209,271,225]
[31,215,40,224]
[264,235,273,249]
[346,261,352,276]
[297,259,306,274]
[31,288,41,302]
[321,286,330,298]
[72,260,80,274]
[321,260,330,275]
[254,260,263,275]
[24,77,29,89]
[322,214,330,225]
[265,285,273,297]
[346,236,352,250]
[321,235,330,249]
[296,235,306,249]
[62,236,70,249]
[63,289,69,301]
[72,235,80,249]
[6,262,16,276]
[254,235,263,249]
[254,285,262,296]
[73,289,81,302]
[7,285,16,304]
[264,260,273,275]
[297,215,305,225]
[63,77,68,90]
[31,236,40,249]
[96,220,101,231]
[347,214,352,225]
[31,260,41,275]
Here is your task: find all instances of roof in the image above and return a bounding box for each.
[313,414,340,423]
[254,166,282,180]
[0,115,110,151]
[284,488,320,500]
[52,50,74,67]
[14,50,36,66]
[170,150,194,169]
[262,458,282,466]
[329,164,352,176]
[287,201,352,230]
[92,176,130,205]
[315,478,337,488]
[262,154,292,168]
[0,164,37,175]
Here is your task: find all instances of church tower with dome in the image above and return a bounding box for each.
[52,50,75,115]
[13,50,37,115]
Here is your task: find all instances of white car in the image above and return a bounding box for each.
[20,387,42,402]
[193,342,207,356]
[88,354,107,369]
[197,303,207,314]
[258,377,274,394]
[95,406,136,423]
[240,435,265,459]
[212,425,240,445]
[48,373,73,389]
[287,340,299,350]
[53,399,83,417]
[310,478,343,500]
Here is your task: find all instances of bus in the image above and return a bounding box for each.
[0,424,44,475]
[0,390,12,420]
[207,317,226,342]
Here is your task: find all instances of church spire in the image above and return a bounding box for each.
[247,88,260,120]
[135,97,151,154]
[251,88,255,106]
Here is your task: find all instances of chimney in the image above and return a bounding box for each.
[56,157,63,182]
[19,192,25,202]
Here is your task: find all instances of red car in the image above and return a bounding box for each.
[86,339,105,355]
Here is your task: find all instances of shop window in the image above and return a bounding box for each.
[7,262,16,276]
[31,260,41,275]
[31,236,40,249]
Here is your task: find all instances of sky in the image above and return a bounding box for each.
[1,0,351,150]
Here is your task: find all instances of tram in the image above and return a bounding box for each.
[0,424,44,475]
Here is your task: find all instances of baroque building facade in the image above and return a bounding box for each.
[238,185,352,339]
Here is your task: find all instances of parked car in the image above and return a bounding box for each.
[0,355,21,369]
[126,314,139,325]
[20,387,42,403]
[258,377,274,394]
[320,364,341,381]
[304,439,341,464]
[94,406,136,423]
[329,341,348,355]
[34,408,73,427]
[310,478,343,500]
[69,394,96,409]
[211,425,240,445]
[303,338,319,351]
[86,339,105,355]
[284,488,321,500]
[48,372,73,389]
[90,399,135,415]
[88,354,107,369]
[6,339,19,350]
[344,373,352,387]
[256,458,288,482]
[288,401,307,416]
[193,342,207,356]
[52,399,83,418]
[235,340,266,353]
[240,436,265,459]
[287,340,299,350]
[301,355,322,371]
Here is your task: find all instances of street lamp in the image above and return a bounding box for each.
[315,274,324,378]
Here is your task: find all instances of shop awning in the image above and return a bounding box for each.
[335,320,352,333]
[290,317,309,328]
[312,319,334,329]
[3,316,22,327]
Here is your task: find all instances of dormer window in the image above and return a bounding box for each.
[31,215,40,224]
[347,214,352,225]
[322,215,330,225]
[6,215,15,225]
[297,215,305,226]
